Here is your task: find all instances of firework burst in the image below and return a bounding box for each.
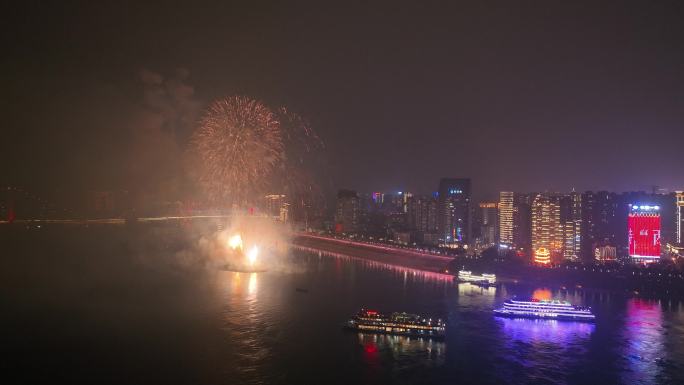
[191,96,282,205]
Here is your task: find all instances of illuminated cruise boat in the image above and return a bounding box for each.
[345,309,446,339]
[458,270,496,285]
[493,298,596,322]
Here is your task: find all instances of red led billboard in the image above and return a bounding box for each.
[628,213,661,258]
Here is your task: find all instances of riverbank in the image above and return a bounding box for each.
[294,233,684,299]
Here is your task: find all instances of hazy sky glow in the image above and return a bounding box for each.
[4,1,684,199]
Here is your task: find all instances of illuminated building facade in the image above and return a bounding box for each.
[628,204,661,263]
[534,247,551,264]
[498,192,532,253]
[402,192,413,213]
[407,195,439,234]
[531,193,563,263]
[499,192,514,246]
[678,191,684,244]
[560,192,582,261]
[438,178,471,244]
[594,245,617,262]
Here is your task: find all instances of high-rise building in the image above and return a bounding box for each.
[335,189,359,233]
[372,192,384,206]
[581,191,621,260]
[357,192,374,213]
[512,194,532,253]
[621,192,676,247]
[478,202,499,247]
[438,178,471,244]
[407,195,438,234]
[560,192,582,261]
[402,192,413,213]
[427,198,438,235]
[382,193,404,213]
[628,204,661,263]
[677,191,684,244]
[407,196,421,230]
[356,192,376,233]
[499,192,514,246]
[531,193,563,263]
[498,192,533,252]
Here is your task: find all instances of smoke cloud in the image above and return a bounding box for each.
[133,217,303,277]
[127,69,201,209]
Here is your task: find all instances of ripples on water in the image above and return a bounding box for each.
[222,272,270,380]
[214,250,684,385]
[5,227,684,385]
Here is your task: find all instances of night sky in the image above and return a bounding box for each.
[4,1,684,200]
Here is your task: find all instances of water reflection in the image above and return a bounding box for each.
[230,272,243,295]
[217,253,683,384]
[248,272,258,296]
[497,317,595,344]
[295,245,454,284]
[458,282,497,297]
[532,288,552,301]
[495,317,595,383]
[357,332,445,366]
[620,299,666,385]
[223,271,259,298]
[220,271,269,383]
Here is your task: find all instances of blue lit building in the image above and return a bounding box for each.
[437,178,471,244]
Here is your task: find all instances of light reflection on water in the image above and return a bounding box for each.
[458,282,497,297]
[497,317,595,344]
[491,305,596,384]
[212,251,684,384]
[248,272,258,296]
[296,245,455,283]
[619,299,667,385]
[14,223,684,384]
[532,288,553,301]
[221,271,270,383]
[357,332,445,366]
[492,317,594,384]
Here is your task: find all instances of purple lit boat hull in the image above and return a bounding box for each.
[493,299,596,322]
[493,309,596,322]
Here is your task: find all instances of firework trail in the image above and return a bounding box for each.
[191,96,283,205]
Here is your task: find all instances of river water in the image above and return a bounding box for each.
[3,225,684,384]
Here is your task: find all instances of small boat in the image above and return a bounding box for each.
[457,270,496,284]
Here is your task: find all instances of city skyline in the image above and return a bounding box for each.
[331,181,682,264]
